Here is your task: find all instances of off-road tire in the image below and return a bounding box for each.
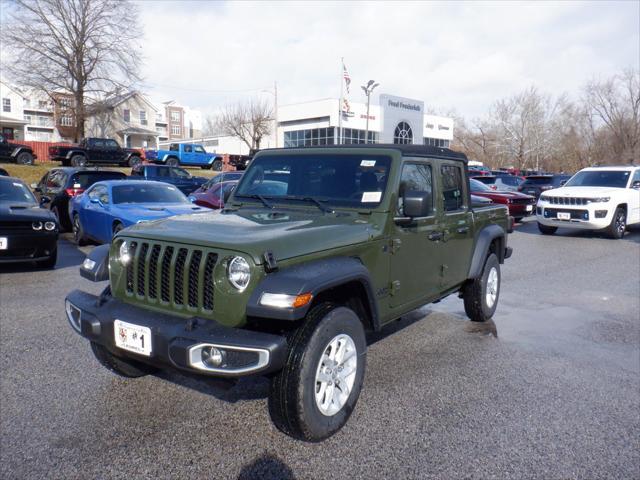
[73,213,88,246]
[71,154,87,167]
[16,151,34,165]
[90,342,157,378]
[462,253,500,322]
[166,157,179,167]
[128,155,142,167]
[606,207,626,239]
[212,159,223,171]
[268,303,367,442]
[35,248,57,269]
[537,222,557,235]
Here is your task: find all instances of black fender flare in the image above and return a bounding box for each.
[79,244,110,282]
[66,150,87,160]
[246,256,380,329]
[467,224,506,279]
[11,146,32,158]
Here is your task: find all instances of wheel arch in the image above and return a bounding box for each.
[467,224,506,279]
[246,256,380,331]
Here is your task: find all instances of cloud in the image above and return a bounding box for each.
[137,0,639,119]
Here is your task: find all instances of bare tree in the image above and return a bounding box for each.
[1,0,142,141]
[215,99,273,150]
[584,69,640,163]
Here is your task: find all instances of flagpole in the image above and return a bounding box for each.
[338,57,343,145]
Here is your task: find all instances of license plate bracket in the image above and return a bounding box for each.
[114,319,152,356]
[0,237,7,250]
[557,212,571,220]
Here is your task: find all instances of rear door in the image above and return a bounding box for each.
[435,161,474,290]
[389,159,442,309]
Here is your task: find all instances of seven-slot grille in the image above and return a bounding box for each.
[124,241,218,312]
[545,196,589,206]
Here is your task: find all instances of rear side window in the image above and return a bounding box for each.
[169,144,179,151]
[523,177,552,185]
[70,172,125,188]
[441,164,464,212]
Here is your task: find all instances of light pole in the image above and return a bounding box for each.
[262,81,278,148]
[361,80,379,143]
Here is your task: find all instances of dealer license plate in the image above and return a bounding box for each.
[0,237,7,250]
[114,320,152,356]
[557,212,571,220]
[526,205,533,212]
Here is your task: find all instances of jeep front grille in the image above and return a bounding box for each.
[124,241,218,313]
[546,196,589,206]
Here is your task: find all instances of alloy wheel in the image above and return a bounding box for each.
[314,334,358,416]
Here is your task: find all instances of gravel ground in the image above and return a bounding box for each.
[1,218,639,479]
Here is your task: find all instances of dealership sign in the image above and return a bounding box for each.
[387,99,421,112]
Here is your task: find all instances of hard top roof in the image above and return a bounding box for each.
[259,144,468,163]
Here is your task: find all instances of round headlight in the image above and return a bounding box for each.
[227,256,250,291]
[44,221,56,231]
[32,221,43,231]
[119,241,132,266]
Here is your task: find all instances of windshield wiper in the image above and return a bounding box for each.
[236,194,274,209]
[283,195,334,214]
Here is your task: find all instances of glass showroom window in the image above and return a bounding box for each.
[394,122,413,144]
[424,137,450,148]
[339,128,378,145]
[284,127,335,147]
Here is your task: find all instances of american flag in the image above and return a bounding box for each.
[342,62,351,94]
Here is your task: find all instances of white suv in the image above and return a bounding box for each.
[536,166,640,239]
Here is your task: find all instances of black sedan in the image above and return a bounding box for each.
[0,176,58,268]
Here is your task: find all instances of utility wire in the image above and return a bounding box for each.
[139,81,274,94]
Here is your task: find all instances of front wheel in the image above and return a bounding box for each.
[268,303,366,442]
[90,342,157,378]
[606,207,626,239]
[462,253,500,322]
[73,214,88,246]
[537,222,557,235]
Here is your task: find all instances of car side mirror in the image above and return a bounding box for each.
[39,196,51,206]
[560,180,567,186]
[30,183,40,191]
[632,180,640,190]
[404,190,432,218]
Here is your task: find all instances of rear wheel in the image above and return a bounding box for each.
[128,155,142,167]
[462,253,500,322]
[73,213,88,246]
[16,151,34,165]
[90,342,157,378]
[166,157,179,167]
[212,159,223,171]
[268,303,366,442]
[606,207,626,239]
[71,154,87,167]
[537,222,557,235]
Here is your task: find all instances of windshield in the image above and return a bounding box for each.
[499,176,523,186]
[234,154,392,207]
[112,184,189,204]
[564,170,631,188]
[469,179,493,192]
[206,172,243,188]
[0,180,37,204]
[71,172,125,188]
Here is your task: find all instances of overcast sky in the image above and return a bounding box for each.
[137,1,638,119]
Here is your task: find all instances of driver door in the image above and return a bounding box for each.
[389,160,442,310]
[83,185,111,242]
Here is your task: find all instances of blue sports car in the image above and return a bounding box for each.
[70,180,209,245]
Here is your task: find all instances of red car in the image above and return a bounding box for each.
[469,178,535,222]
[188,180,238,209]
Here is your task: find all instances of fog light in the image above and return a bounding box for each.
[595,210,607,218]
[583,212,589,220]
[201,346,225,367]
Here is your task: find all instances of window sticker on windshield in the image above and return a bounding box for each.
[361,191,382,203]
[360,160,376,167]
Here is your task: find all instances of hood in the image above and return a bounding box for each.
[544,186,623,197]
[0,202,56,222]
[122,207,381,264]
[474,191,533,200]
[115,203,209,220]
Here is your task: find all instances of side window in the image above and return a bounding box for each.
[38,172,49,189]
[169,144,179,151]
[631,169,640,185]
[47,170,66,191]
[184,145,193,153]
[398,163,433,216]
[194,145,206,153]
[441,164,465,212]
[89,185,109,204]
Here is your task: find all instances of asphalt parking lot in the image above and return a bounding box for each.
[1,218,639,480]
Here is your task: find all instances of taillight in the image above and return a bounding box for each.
[65,188,84,196]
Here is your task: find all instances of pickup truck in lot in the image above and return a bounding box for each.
[48,138,143,167]
[65,144,512,441]
[130,164,207,195]
[0,133,36,165]
[151,143,222,170]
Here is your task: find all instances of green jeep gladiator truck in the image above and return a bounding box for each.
[66,145,512,441]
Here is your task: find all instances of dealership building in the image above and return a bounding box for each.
[174,93,454,156]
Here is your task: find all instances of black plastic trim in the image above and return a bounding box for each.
[467,224,506,278]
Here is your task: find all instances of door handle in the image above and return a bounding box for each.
[456,226,469,234]
[428,231,443,241]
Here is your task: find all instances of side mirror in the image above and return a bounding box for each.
[403,190,432,218]
[632,180,640,190]
[39,196,51,206]
[560,180,567,186]
[30,183,39,191]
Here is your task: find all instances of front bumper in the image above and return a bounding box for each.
[507,203,535,218]
[0,231,57,264]
[65,289,288,377]
[536,204,612,230]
